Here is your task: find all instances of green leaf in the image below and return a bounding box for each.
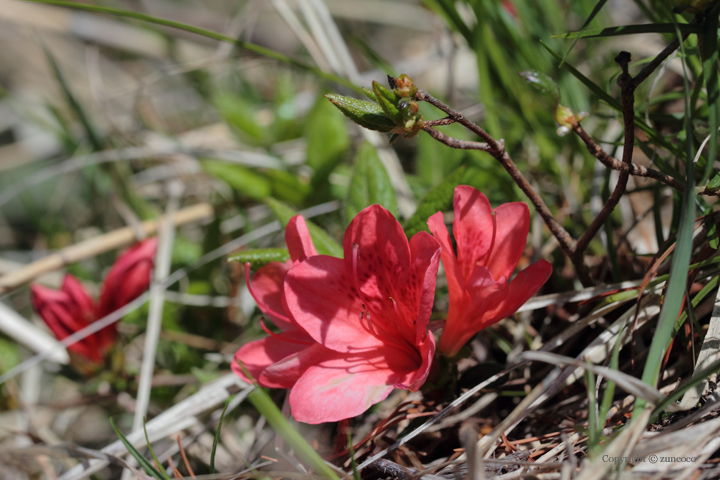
[305,95,350,170]
[403,166,466,237]
[227,248,290,268]
[109,418,165,479]
[518,70,560,103]
[554,23,703,39]
[305,95,350,200]
[201,160,271,200]
[265,197,343,257]
[214,92,267,145]
[346,143,398,221]
[325,94,396,132]
[265,168,311,205]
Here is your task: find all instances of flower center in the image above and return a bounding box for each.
[351,244,419,360]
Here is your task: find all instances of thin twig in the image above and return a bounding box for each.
[416,90,590,285]
[572,124,685,191]
[574,52,634,258]
[0,203,214,295]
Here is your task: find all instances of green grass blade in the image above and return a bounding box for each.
[143,418,172,480]
[109,418,165,479]
[211,396,233,474]
[348,432,361,480]
[598,324,625,432]
[701,3,720,184]
[227,249,290,268]
[585,370,599,455]
[247,387,340,480]
[42,44,103,150]
[560,0,608,66]
[23,0,360,92]
[636,20,697,414]
[555,23,703,39]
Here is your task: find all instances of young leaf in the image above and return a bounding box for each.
[372,81,403,125]
[227,248,290,268]
[404,166,466,237]
[325,94,396,132]
[265,198,343,257]
[346,143,398,221]
[518,71,560,103]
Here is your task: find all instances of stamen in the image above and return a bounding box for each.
[244,262,292,325]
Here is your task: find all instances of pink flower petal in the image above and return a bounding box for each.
[288,346,416,424]
[284,255,384,352]
[286,216,318,264]
[427,212,465,307]
[61,275,96,320]
[484,202,530,281]
[407,232,442,344]
[232,331,314,388]
[481,259,552,322]
[261,342,330,389]
[99,238,157,317]
[247,260,294,330]
[452,186,494,280]
[343,205,411,305]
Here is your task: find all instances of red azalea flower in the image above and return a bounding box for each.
[427,186,552,357]
[277,205,441,424]
[232,216,319,388]
[31,238,157,365]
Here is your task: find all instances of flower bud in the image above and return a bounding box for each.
[98,238,157,319]
[393,74,418,98]
[31,275,104,363]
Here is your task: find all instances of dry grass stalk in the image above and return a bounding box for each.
[0,203,213,294]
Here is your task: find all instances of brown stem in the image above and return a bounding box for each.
[632,15,701,88]
[575,52,635,258]
[572,125,686,191]
[422,125,490,151]
[423,117,457,127]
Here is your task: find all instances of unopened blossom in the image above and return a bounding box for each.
[428,186,551,357]
[232,216,319,388]
[275,205,441,424]
[31,238,157,365]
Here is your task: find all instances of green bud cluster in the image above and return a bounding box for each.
[326,75,424,143]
